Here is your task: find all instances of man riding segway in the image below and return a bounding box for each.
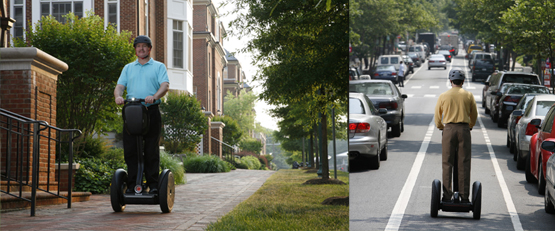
[431,68,481,219]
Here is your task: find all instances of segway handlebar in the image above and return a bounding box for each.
[124,98,146,104]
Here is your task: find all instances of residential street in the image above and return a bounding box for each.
[0,169,274,230]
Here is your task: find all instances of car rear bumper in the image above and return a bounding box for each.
[348,136,380,160]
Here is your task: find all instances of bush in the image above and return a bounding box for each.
[74,157,126,194]
[99,147,124,163]
[225,161,236,170]
[160,151,186,184]
[241,156,262,170]
[182,155,231,173]
[76,136,108,159]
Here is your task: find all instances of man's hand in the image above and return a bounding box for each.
[145,96,157,104]
[115,96,124,105]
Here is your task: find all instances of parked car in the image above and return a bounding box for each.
[528,103,555,195]
[372,65,399,84]
[542,140,555,213]
[377,55,403,71]
[349,80,407,137]
[514,95,555,170]
[497,84,550,128]
[471,59,496,82]
[348,92,388,170]
[482,75,492,108]
[437,50,452,62]
[402,55,414,74]
[428,54,447,70]
[507,93,548,156]
[408,53,423,67]
[484,71,541,122]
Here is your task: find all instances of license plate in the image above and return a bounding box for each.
[382,73,386,76]
[507,106,513,110]
[482,68,487,71]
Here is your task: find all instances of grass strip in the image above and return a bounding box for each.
[206,169,349,231]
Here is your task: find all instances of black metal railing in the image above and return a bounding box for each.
[210,137,238,163]
[0,108,81,216]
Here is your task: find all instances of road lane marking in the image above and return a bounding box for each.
[477,114,524,231]
[407,94,415,98]
[385,120,435,231]
[430,86,439,89]
[412,86,422,89]
[424,94,436,97]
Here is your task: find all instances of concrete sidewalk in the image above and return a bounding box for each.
[0,169,275,230]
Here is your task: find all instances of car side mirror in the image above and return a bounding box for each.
[401,94,408,99]
[491,91,498,95]
[531,118,542,128]
[541,141,555,153]
[512,110,522,116]
[496,92,503,96]
[485,81,489,85]
[378,108,388,114]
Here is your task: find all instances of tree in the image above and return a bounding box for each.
[160,92,208,154]
[223,89,257,138]
[212,115,243,147]
[239,138,263,154]
[16,12,135,140]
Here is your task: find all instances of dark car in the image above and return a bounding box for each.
[437,50,452,62]
[408,53,422,67]
[373,65,399,84]
[507,93,545,155]
[471,59,496,82]
[496,83,549,128]
[349,80,408,137]
[484,71,541,123]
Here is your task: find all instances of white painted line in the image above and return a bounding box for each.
[412,86,422,89]
[467,86,476,90]
[406,94,415,98]
[477,107,523,231]
[430,86,439,89]
[474,96,482,101]
[424,94,436,98]
[385,120,435,231]
[404,62,425,85]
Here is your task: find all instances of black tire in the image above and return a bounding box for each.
[545,186,555,214]
[506,134,510,148]
[369,152,380,170]
[159,170,175,213]
[401,117,405,133]
[498,115,505,128]
[380,136,388,161]
[482,98,485,108]
[444,67,447,70]
[472,76,476,82]
[513,140,518,161]
[510,139,516,154]
[110,169,127,212]
[492,111,499,123]
[472,181,482,220]
[517,147,526,170]
[526,154,537,183]
[539,160,546,195]
[428,67,431,70]
[392,123,401,137]
[431,179,441,218]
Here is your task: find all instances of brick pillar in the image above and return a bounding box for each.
[202,111,213,155]
[0,47,68,183]
[210,121,225,158]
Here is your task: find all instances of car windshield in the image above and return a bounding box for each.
[518,96,535,110]
[350,82,394,96]
[430,55,445,60]
[508,86,549,94]
[536,101,555,116]
[349,98,365,114]
[475,59,494,67]
[390,57,399,63]
[503,75,539,84]
[409,53,417,58]
[376,65,396,71]
[380,57,389,64]
[470,45,482,49]
[438,50,450,54]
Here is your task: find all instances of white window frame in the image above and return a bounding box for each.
[10,0,26,43]
[104,0,119,32]
[39,0,85,23]
[172,20,184,69]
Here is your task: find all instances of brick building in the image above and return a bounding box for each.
[223,49,245,104]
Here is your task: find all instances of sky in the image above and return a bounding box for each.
[213,0,280,132]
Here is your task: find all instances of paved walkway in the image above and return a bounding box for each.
[0,169,275,230]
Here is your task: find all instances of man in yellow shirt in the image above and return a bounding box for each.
[434,68,478,203]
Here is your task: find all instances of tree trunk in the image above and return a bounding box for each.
[309,132,314,167]
[321,112,330,180]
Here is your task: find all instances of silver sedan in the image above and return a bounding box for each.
[428,54,447,70]
[349,92,388,170]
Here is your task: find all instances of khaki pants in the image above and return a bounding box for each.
[442,123,472,200]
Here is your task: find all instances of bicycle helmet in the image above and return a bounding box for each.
[133,35,152,48]
[448,68,465,81]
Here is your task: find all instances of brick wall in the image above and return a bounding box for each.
[210,122,225,158]
[202,111,213,155]
[193,37,209,109]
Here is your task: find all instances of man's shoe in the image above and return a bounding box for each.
[442,196,452,202]
[461,199,470,204]
[125,188,134,194]
[149,188,158,195]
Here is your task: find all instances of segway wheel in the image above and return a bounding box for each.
[472,181,482,220]
[159,170,175,213]
[431,179,441,217]
[110,169,127,212]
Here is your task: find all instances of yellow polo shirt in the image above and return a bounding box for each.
[434,86,478,130]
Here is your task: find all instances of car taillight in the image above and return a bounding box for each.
[450,49,454,53]
[440,60,445,63]
[515,116,522,124]
[349,123,370,133]
[448,55,451,59]
[504,96,521,103]
[391,72,397,75]
[429,60,434,63]
[525,122,538,135]
[374,73,379,77]
[379,102,398,109]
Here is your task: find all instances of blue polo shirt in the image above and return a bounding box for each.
[117,58,169,106]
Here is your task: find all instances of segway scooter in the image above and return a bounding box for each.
[431,150,482,219]
[110,98,175,213]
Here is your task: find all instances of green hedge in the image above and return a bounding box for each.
[238,156,262,170]
[182,155,231,173]
[160,151,186,184]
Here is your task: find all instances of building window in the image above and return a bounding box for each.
[41,1,83,23]
[105,0,119,31]
[13,0,24,39]
[173,20,183,68]
[188,25,193,71]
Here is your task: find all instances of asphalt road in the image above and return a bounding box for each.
[350,49,555,230]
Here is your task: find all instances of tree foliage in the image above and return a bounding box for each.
[16,12,135,139]
[223,89,257,138]
[212,115,243,147]
[160,92,208,154]
[239,138,263,154]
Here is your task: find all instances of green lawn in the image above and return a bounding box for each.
[206,169,349,231]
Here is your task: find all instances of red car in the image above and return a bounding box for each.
[528,104,555,194]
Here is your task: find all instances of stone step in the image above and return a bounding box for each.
[0,191,91,212]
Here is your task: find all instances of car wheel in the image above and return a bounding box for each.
[517,147,526,170]
[482,97,485,108]
[526,154,537,183]
[369,150,380,170]
[514,138,519,161]
[492,111,499,123]
[545,186,555,214]
[510,138,516,154]
[392,123,401,137]
[506,134,510,148]
[539,160,546,195]
[497,115,505,128]
[472,76,476,82]
[444,67,447,70]
[380,138,388,161]
[485,105,490,114]
[401,117,405,133]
